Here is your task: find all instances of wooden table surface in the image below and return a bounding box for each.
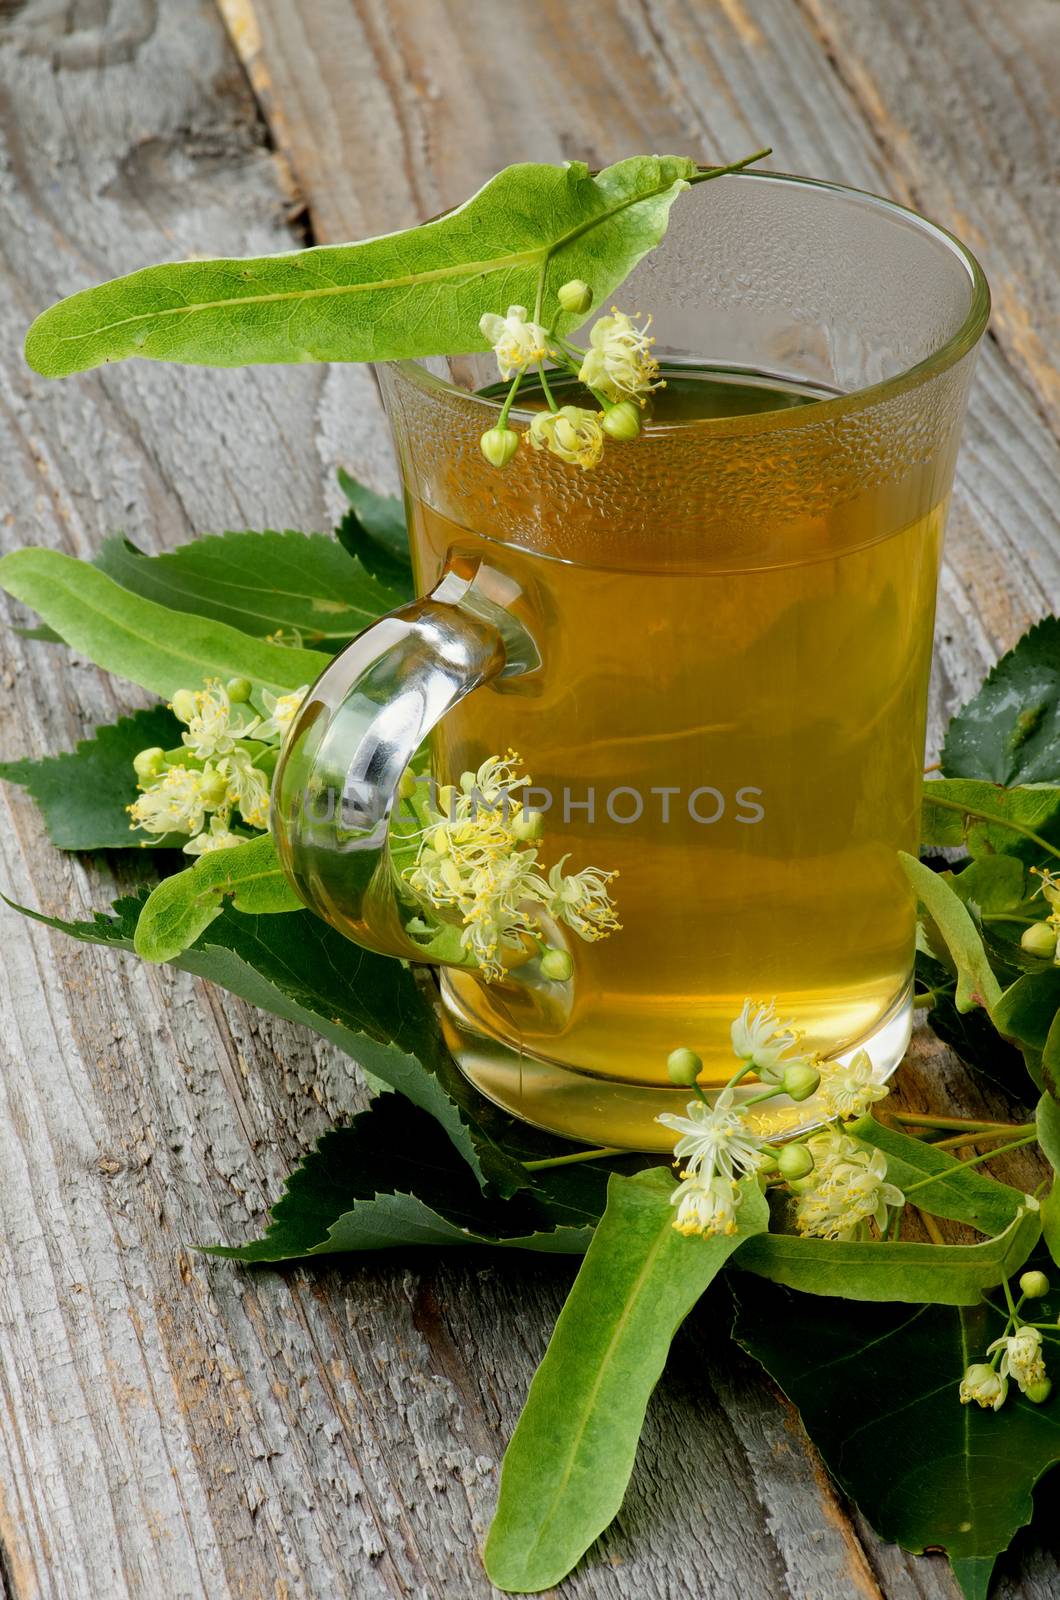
[0,2,1057,1596]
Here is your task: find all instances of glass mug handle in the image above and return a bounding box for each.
[271,563,540,964]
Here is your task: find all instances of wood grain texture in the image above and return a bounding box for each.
[0,0,1056,1596]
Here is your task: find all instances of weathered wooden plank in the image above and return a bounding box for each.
[798,0,1059,433]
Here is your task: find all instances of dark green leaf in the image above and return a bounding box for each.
[921,779,1060,864]
[8,891,527,1195]
[94,530,405,651]
[942,617,1060,785]
[902,852,1002,1014]
[0,705,180,849]
[209,1095,598,1260]
[25,155,708,375]
[732,1268,1060,1600]
[994,969,1060,1098]
[736,1204,1040,1304]
[851,1115,1027,1233]
[336,468,412,594]
[917,952,1031,1099]
[1037,1094,1060,1177]
[484,1170,769,1592]
[0,549,323,697]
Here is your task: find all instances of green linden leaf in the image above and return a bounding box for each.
[735,1204,1040,1305]
[901,852,1003,1014]
[483,1169,769,1593]
[0,705,181,850]
[207,1095,599,1261]
[732,1266,1060,1600]
[921,777,1060,864]
[25,155,717,376]
[993,969,1060,1097]
[336,467,413,594]
[850,1115,1027,1233]
[133,833,302,961]
[93,529,405,652]
[1036,1095,1060,1271]
[0,549,322,698]
[6,890,527,1195]
[942,616,1060,785]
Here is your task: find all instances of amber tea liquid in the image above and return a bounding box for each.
[406,367,943,1145]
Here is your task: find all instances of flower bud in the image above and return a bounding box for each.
[776,1143,815,1181]
[199,767,228,808]
[1025,1377,1053,1405]
[783,1062,822,1102]
[1020,1269,1051,1299]
[1021,921,1058,959]
[601,400,642,442]
[479,426,520,469]
[557,278,593,315]
[511,808,545,842]
[171,689,197,724]
[666,1047,703,1087]
[436,784,457,819]
[440,859,463,894]
[225,677,252,703]
[133,746,166,783]
[397,769,417,801]
[540,947,574,982]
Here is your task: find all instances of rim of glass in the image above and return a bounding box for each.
[387,169,990,436]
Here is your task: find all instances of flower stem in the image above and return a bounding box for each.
[890,1112,1018,1132]
[901,1133,1040,1197]
[498,371,523,427]
[687,148,773,186]
[912,986,952,1009]
[536,361,560,413]
[930,1124,1035,1152]
[523,1145,626,1170]
[916,1207,947,1246]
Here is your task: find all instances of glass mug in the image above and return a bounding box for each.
[272,171,989,1151]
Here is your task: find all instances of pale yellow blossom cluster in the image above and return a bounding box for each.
[656,998,901,1243]
[477,289,662,473]
[404,752,619,982]
[127,676,308,855]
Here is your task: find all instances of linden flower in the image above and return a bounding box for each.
[457,853,544,979]
[815,1049,889,1120]
[220,748,271,830]
[656,1088,766,1182]
[256,685,309,742]
[172,679,241,760]
[453,751,530,820]
[529,406,605,470]
[730,998,806,1083]
[544,857,621,940]
[402,752,620,983]
[988,1325,1047,1393]
[578,309,660,404]
[671,1172,741,1238]
[183,815,245,857]
[960,1363,1008,1412]
[479,305,551,379]
[129,763,227,837]
[794,1131,905,1241]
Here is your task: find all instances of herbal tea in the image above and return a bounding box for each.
[406,366,943,1134]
